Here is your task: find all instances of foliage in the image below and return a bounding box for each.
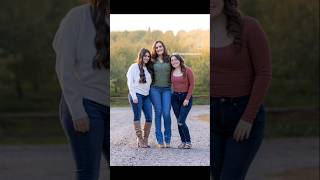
[110,29,210,97]
[0,0,79,111]
[240,0,319,107]
[0,0,318,111]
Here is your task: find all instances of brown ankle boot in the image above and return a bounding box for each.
[143,122,152,148]
[134,121,147,148]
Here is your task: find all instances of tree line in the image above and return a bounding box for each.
[110,29,210,97]
[0,0,318,111]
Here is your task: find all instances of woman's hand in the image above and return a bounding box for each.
[183,99,189,106]
[233,119,252,142]
[133,98,138,104]
[73,117,90,133]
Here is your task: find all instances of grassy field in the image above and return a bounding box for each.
[0,116,67,144]
[0,108,318,144]
[111,96,210,107]
[265,110,319,137]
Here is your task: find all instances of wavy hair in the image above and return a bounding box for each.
[170,54,187,78]
[135,48,151,83]
[151,40,170,63]
[90,0,109,69]
[223,0,243,51]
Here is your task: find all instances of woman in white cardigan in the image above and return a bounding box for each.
[53,0,109,179]
[126,48,153,148]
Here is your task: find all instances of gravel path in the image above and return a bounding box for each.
[0,139,318,179]
[110,105,210,166]
[0,145,108,180]
[247,137,319,180]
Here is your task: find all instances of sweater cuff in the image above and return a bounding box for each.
[241,112,255,124]
[68,98,88,121]
[186,94,192,101]
[129,91,137,101]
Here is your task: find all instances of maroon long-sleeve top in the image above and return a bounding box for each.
[211,16,272,123]
[171,67,195,100]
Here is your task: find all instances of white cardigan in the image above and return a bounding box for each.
[126,63,152,100]
[53,4,109,121]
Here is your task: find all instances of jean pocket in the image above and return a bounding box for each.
[232,102,246,116]
[221,104,241,131]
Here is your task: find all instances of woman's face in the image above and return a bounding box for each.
[143,52,150,64]
[171,56,181,68]
[155,42,164,56]
[211,0,224,19]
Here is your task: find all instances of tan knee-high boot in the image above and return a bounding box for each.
[143,122,152,148]
[134,121,147,148]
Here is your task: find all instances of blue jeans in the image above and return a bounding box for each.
[60,96,109,180]
[149,86,172,144]
[129,93,152,122]
[171,92,192,143]
[210,96,265,180]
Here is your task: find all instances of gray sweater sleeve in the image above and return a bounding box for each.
[53,7,88,121]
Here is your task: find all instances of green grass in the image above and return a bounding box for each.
[0,94,59,112]
[111,96,210,107]
[0,109,318,144]
[265,110,319,138]
[0,116,67,144]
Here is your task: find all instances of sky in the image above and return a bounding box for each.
[110,14,210,35]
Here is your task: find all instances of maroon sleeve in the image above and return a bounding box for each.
[241,17,272,123]
[186,67,195,100]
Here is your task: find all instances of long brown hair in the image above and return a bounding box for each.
[136,48,151,83]
[170,54,187,78]
[223,0,243,51]
[90,0,109,69]
[151,40,170,63]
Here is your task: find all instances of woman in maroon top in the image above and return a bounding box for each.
[210,0,272,179]
[170,54,195,149]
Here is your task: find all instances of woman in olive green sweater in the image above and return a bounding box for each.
[148,40,172,148]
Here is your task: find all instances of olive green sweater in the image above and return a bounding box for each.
[152,60,171,87]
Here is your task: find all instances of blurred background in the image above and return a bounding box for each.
[0,0,78,144]
[247,0,319,136]
[0,0,318,179]
[0,0,108,179]
[238,0,319,179]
